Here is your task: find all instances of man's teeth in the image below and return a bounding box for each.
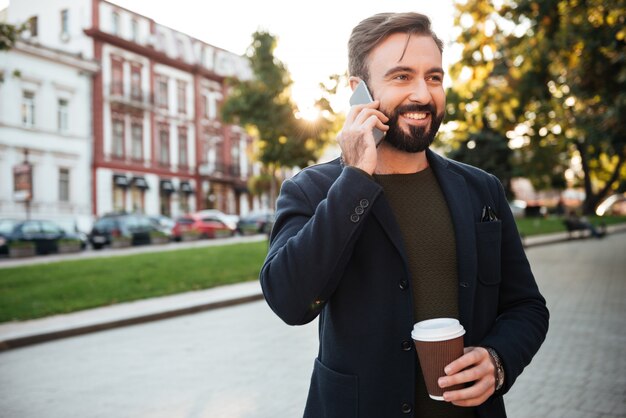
[404,112,427,120]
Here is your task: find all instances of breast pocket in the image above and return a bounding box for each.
[475,221,502,285]
[304,358,358,418]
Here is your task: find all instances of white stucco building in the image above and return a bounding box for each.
[0,36,99,232]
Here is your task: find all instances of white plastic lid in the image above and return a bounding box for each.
[411,318,466,342]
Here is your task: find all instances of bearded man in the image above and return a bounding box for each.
[260,12,549,418]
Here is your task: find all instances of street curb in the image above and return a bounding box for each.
[0,293,264,351]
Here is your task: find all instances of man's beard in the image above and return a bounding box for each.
[383,103,444,153]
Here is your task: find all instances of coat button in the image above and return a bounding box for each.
[350,214,360,223]
[398,280,408,290]
[460,282,470,288]
[401,341,412,351]
[401,403,412,414]
[359,199,369,208]
[355,206,364,215]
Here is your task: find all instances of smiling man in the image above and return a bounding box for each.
[260,12,549,418]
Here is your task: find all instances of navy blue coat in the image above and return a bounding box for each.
[260,150,549,418]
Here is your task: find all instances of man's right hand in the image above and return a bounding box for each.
[337,101,389,175]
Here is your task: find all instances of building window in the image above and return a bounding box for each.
[59,168,70,202]
[159,126,169,164]
[22,91,36,127]
[112,12,120,35]
[111,57,124,96]
[60,9,69,37]
[156,77,168,109]
[179,192,190,214]
[58,98,69,132]
[113,185,126,211]
[131,65,142,100]
[178,127,188,167]
[204,90,223,120]
[231,141,241,177]
[131,123,143,160]
[159,181,174,216]
[176,38,185,59]
[131,187,145,213]
[112,118,125,158]
[131,19,139,42]
[28,16,38,37]
[177,80,186,113]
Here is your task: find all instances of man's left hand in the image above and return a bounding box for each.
[437,346,496,407]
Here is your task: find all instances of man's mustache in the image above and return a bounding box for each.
[393,103,437,115]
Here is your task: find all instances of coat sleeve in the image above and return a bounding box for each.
[260,166,383,325]
[480,174,550,395]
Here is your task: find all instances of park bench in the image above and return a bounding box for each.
[563,218,590,239]
[563,217,606,239]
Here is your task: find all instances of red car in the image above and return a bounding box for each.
[172,213,233,241]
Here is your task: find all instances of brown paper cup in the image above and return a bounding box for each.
[412,318,466,401]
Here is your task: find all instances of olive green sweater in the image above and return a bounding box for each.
[375,167,475,418]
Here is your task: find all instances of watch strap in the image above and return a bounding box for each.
[485,347,505,391]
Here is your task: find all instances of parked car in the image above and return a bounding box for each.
[0,219,85,257]
[194,209,239,232]
[236,211,275,235]
[148,215,176,241]
[89,213,162,250]
[172,213,234,241]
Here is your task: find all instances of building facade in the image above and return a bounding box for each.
[0,39,99,232]
[3,0,263,229]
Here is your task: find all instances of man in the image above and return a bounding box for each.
[260,12,549,418]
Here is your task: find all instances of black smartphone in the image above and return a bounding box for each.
[349,80,385,145]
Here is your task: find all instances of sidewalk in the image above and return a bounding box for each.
[1,224,625,351]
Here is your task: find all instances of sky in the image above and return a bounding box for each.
[2,0,459,116]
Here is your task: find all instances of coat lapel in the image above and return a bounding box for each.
[427,150,477,336]
[371,192,408,264]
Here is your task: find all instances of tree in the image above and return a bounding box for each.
[0,22,23,51]
[222,31,335,207]
[446,0,626,214]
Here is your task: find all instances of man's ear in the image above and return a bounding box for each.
[348,76,362,91]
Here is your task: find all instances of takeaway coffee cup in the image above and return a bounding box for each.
[411,318,466,401]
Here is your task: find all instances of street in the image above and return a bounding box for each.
[0,232,625,417]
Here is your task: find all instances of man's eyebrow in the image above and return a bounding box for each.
[383,66,445,78]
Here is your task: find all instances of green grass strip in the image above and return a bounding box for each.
[0,241,268,323]
[515,215,625,237]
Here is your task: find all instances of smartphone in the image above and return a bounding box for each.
[349,80,385,145]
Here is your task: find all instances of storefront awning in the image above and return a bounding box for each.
[179,181,194,194]
[131,176,149,189]
[113,174,129,188]
[160,180,175,193]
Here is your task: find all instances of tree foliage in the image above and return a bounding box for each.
[0,22,22,51]
[445,0,626,213]
[222,31,335,171]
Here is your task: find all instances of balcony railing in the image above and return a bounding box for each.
[198,162,242,179]
[107,82,153,109]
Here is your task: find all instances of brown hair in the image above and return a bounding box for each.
[348,12,444,82]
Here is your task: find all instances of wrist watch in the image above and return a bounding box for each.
[485,347,505,391]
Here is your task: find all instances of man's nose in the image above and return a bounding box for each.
[408,79,430,104]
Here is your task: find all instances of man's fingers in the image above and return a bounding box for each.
[444,347,484,376]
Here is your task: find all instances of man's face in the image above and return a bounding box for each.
[365,34,446,153]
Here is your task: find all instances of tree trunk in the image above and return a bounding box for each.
[577,141,626,215]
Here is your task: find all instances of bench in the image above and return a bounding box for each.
[563,218,606,239]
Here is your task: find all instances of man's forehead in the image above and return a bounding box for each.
[368,33,442,69]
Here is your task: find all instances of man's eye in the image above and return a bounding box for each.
[394,74,409,81]
[428,75,443,82]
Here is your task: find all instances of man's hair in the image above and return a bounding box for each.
[348,12,444,82]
